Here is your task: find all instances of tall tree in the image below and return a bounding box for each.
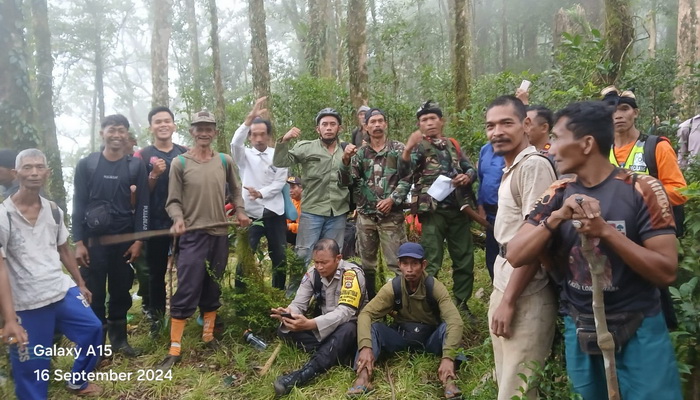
[30,0,67,210]
[500,0,507,70]
[249,0,271,101]
[602,0,634,84]
[675,0,700,112]
[0,0,40,150]
[151,0,173,107]
[185,0,202,110]
[347,0,368,110]
[208,0,227,152]
[454,0,472,114]
[305,0,329,77]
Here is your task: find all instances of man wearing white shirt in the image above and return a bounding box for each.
[231,97,289,289]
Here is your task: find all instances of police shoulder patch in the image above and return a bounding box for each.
[338,270,361,310]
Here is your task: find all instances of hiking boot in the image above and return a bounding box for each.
[456,303,477,325]
[107,319,140,357]
[273,362,320,397]
[156,354,181,371]
[203,338,221,350]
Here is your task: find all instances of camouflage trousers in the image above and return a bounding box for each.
[356,211,407,276]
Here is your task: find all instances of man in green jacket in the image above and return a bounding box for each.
[346,242,464,399]
[273,108,355,264]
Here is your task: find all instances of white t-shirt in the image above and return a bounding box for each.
[493,146,557,296]
[0,196,75,311]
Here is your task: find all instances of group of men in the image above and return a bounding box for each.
[0,83,692,400]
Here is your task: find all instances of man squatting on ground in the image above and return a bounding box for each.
[73,114,149,357]
[158,109,250,370]
[347,242,464,399]
[507,101,682,400]
[339,107,410,299]
[273,108,354,265]
[3,149,103,398]
[270,239,367,396]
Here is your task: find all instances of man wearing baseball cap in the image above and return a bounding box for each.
[347,242,464,398]
[158,108,250,370]
[0,149,19,201]
[273,108,354,264]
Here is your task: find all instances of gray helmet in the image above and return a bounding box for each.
[315,108,342,125]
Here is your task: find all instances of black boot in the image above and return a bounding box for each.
[107,319,140,357]
[273,362,320,397]
[365,271,376,300]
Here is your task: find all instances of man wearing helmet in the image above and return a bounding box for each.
[273,108,356,264]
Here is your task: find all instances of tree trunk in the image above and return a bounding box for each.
[94,37,105,151]
[347,0,368,110]
[454,0,472,115]
[151,0,173,108]
[305,0,329,77]
[30,0,66,210]
[675,0,700,113]
[500,0,507,71]
[647,9,657,58]
[185,0,202,110]
[0,0,40,150]
[208,0,227,153]
[249,0,271,102]
[602,0,634,85]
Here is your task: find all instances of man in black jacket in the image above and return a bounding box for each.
[73,114,149,357]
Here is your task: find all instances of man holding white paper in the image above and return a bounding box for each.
[402,101,478,313]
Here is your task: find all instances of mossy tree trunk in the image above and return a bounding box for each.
[602,0,634,85]
[347,0,368,110]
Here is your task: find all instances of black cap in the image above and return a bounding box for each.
[416,100,443,119]
[364,108,387,124]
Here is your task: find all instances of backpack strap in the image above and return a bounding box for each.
[219,152,227,168]
[640,134,660,179]
[47,200,62,241]
[312,269,324,317]
[178,154,186,167]
[392,276,402,311]
[391,275,440,317]
[509,152,557,209]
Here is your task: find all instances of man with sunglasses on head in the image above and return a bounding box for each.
[603,86,687,235]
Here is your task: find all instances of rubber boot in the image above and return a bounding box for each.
[273,362,320,397]
[107,319,140,357]
[365,271,376,301]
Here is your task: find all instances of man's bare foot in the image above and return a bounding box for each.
[346,370,373,397]
[443,378,462,399]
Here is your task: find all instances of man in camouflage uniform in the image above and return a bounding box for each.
[339,108,410,299]
[402,101,477,312]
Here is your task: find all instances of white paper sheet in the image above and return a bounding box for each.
[427,175,455,202]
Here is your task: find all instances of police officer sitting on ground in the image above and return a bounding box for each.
[346,242,464,399]
[270,238,367,397]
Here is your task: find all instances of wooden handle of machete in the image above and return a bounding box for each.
[258,342,282,376]
[95,221,238,245]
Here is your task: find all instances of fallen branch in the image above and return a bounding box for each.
[258,342,283,376]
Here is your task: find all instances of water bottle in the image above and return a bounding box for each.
[243,330,267,351]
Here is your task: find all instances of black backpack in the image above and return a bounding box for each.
[391,275,440,318]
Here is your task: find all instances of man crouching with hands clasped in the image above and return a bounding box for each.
[270,238,367,397]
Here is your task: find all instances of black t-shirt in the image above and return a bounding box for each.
[72,152,149,241]
[526,168,676,315]
[135,144,187,230]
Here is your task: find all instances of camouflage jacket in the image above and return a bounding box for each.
[339,140,411,215]
[404,137,476,214]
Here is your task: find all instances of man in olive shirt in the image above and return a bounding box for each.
[273,108,355,263]
[347,242,464,398]
[158,109,250,370]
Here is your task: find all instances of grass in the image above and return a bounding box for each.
[0,245,541,399]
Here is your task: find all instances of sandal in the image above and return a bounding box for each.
[443,381,463,400]
[69,383,103,397]
[346,384,374,398]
